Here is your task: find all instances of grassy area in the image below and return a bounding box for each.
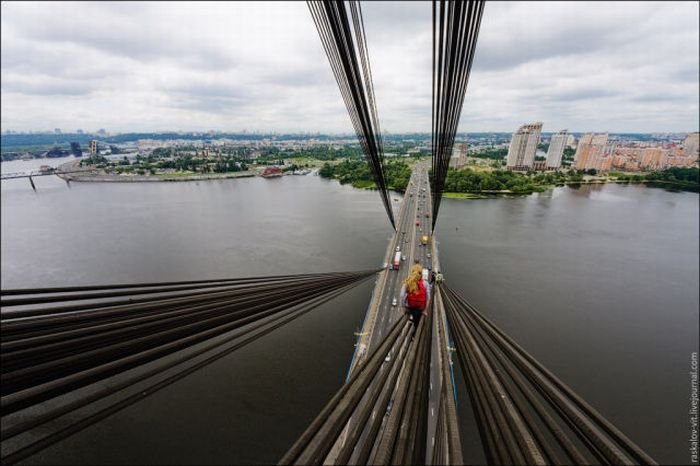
[281,156,333,168]
[154,171,197,178]
[442,192,491,199]
[352,179,376,189]
[402,156,430,167]
[460,164,496,173]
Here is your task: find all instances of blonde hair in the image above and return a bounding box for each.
[403,264,423,294]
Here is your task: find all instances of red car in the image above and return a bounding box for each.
[416,220,420,226]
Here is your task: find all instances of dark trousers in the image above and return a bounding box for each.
[407,307,423,327]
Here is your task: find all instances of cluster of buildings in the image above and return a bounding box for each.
[505,122,698,173]
[504,122,575,171]
[573,132,698,172]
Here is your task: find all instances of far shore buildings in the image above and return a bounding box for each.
[503,126,697,173]
[546,130,568,170]
[571,131,698,172]
[506,122,542,171]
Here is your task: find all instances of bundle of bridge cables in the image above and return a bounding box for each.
[307,0,395,230]
[0,270,377,464]
[437,284,658,465]
[280,312,436,465]
[430,0,484,231]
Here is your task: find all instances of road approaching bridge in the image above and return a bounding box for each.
[323,161,460,464]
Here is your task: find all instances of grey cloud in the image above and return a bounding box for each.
[257,66,330,87]
[541,88,618,102]
[671,65,700,84]
[6,3,237,70]
[1,1,698,133]
[472,2,669,72]
[2,77,96,96]
[633,92,690,103]
[168,95,252,114]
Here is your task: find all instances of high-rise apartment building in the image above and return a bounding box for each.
[89,139,98,155]
[506,122,542,170]
[683,132,699,159]
[574,133,608,170]
[449,142,468,168]
[546,130,568,169]
[575,133,593,157]
[639,148,666,170]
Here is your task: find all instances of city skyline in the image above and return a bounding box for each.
[3,127,697,137]
[1,2,698,134]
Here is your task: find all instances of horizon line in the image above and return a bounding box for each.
[3,130,698,136]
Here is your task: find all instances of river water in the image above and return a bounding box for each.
[1,157,698,464]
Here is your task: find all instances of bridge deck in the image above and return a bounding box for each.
[332,162,455,463]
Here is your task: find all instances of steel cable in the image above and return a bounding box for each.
[441,283,657,465]
[278,317,409,464]
[307,0,395,229]
[1,274,366,371]
[430,0,484,231]
[1,274,370,410]
[1,277,374,465]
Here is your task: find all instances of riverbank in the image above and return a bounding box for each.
[441,166,699,198]
[442,179,699,199]
[56,160,260,182]
[58,171,257,182]
[325,176,699,198]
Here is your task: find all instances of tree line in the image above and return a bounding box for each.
[319,159,412,192]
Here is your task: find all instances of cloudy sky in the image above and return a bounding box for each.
[1,1,698,134]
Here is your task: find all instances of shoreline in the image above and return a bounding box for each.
[442,179,698,198]
[322,176,698,198]
[56,160,264,183]
[54,160,697,192]
[57,172,258,183]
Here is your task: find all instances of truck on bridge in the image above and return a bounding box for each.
[392,251,401,270]
[421,235,429,246]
